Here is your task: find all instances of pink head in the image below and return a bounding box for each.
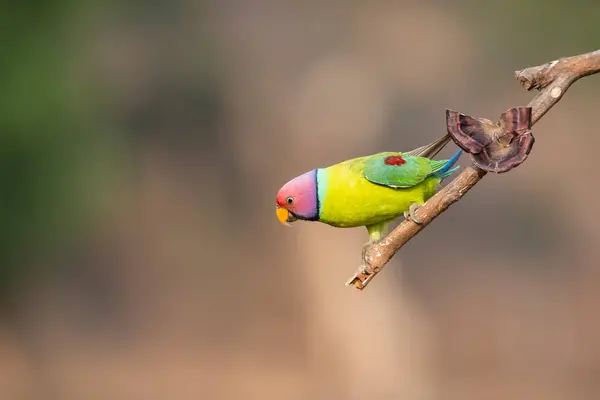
[275,169,319,225]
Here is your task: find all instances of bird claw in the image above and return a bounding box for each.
[360,264,369,275]
[361,240,378,263]
[404,203,423,224]
[361,243,369,260]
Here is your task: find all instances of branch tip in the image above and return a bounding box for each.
[348,48,600,290]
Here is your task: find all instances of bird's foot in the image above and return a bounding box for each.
[404,203,424,224]
[361,240,376,262]
[359,263,369,275]
[362,240,379,269]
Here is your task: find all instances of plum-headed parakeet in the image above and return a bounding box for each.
[275,135,462,251]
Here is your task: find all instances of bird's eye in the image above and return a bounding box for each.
[286,196,294,205]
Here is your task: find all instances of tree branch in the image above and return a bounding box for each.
[347,49,600,290]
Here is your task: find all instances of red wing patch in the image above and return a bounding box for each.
[384,155,406,166]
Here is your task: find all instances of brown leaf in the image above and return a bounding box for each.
[446,107,534,173]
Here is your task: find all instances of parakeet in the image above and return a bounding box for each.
[275,134,462,252]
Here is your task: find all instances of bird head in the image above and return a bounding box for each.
[275,169,318,225]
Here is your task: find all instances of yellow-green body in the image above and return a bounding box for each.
[317,156,440,229]
[275,135,461,245]
[311,149,461,242]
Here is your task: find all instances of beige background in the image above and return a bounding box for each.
[2,1,600,399]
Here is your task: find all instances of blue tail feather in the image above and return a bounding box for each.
[432,149,463,179]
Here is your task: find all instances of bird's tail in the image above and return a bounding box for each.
[432,149,463,180]
[404,134,452,159]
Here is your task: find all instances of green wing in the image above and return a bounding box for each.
[363,152,447,188]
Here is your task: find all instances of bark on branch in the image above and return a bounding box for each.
[347,49,600,290]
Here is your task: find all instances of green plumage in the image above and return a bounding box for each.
[317,150,460,242]
[363,152,451,188]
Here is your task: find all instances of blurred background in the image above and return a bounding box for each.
[2,0,600,399]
